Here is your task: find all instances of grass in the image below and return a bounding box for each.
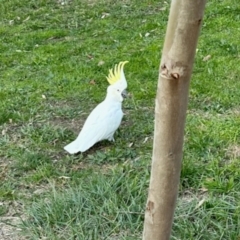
[0,0,240,239]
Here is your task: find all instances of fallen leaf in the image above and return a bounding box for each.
[101,12,110,18]
[58,176,70,179]
[87,54,94,59]
[203,55,211,61]
[159,7,166,11]
[89,80,96,85]
[134,157,140,161]
[33,189,46,195]
[205,177,213,182]
[199,187,208,193]
[195,198,206,209]
[23,16,30,22]
[143,137,149,143]
[98,60,105,66]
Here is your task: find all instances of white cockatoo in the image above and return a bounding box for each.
[64,61,129,154]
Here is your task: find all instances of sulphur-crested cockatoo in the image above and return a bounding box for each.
[64,61,128,154]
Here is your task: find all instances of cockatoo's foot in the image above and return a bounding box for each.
[108,136,115,142]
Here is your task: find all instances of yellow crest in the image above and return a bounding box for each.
[106,61,129,85]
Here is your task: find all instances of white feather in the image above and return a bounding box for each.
[64,85,124,154]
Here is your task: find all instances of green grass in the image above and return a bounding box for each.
[0,0,240,239]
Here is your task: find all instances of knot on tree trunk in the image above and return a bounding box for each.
[160,59,187,80]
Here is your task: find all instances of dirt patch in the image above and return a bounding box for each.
[0,201,26,240]
[0,218,24,240]
[51,116,86,135]
[227,107,240,116]
[0,158,10,182]
[180,187,208,201]
[226,144,240,159]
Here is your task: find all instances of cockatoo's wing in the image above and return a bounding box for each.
[64,101,123,154]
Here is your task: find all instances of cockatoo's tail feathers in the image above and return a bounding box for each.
[106,61,129,85]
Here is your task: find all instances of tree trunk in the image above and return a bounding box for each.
[142,0,206,239]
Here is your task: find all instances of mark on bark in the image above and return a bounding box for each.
[171,73,179,79]
[160,59,186,80]
[161,64,168,76]
[146,200,155,224]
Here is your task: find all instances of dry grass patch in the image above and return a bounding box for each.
[226,144,240,159]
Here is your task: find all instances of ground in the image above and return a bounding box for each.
[0,0,240,239]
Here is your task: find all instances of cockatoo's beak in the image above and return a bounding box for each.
[121,89,128,99]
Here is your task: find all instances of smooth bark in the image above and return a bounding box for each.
[142,1,206,239]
